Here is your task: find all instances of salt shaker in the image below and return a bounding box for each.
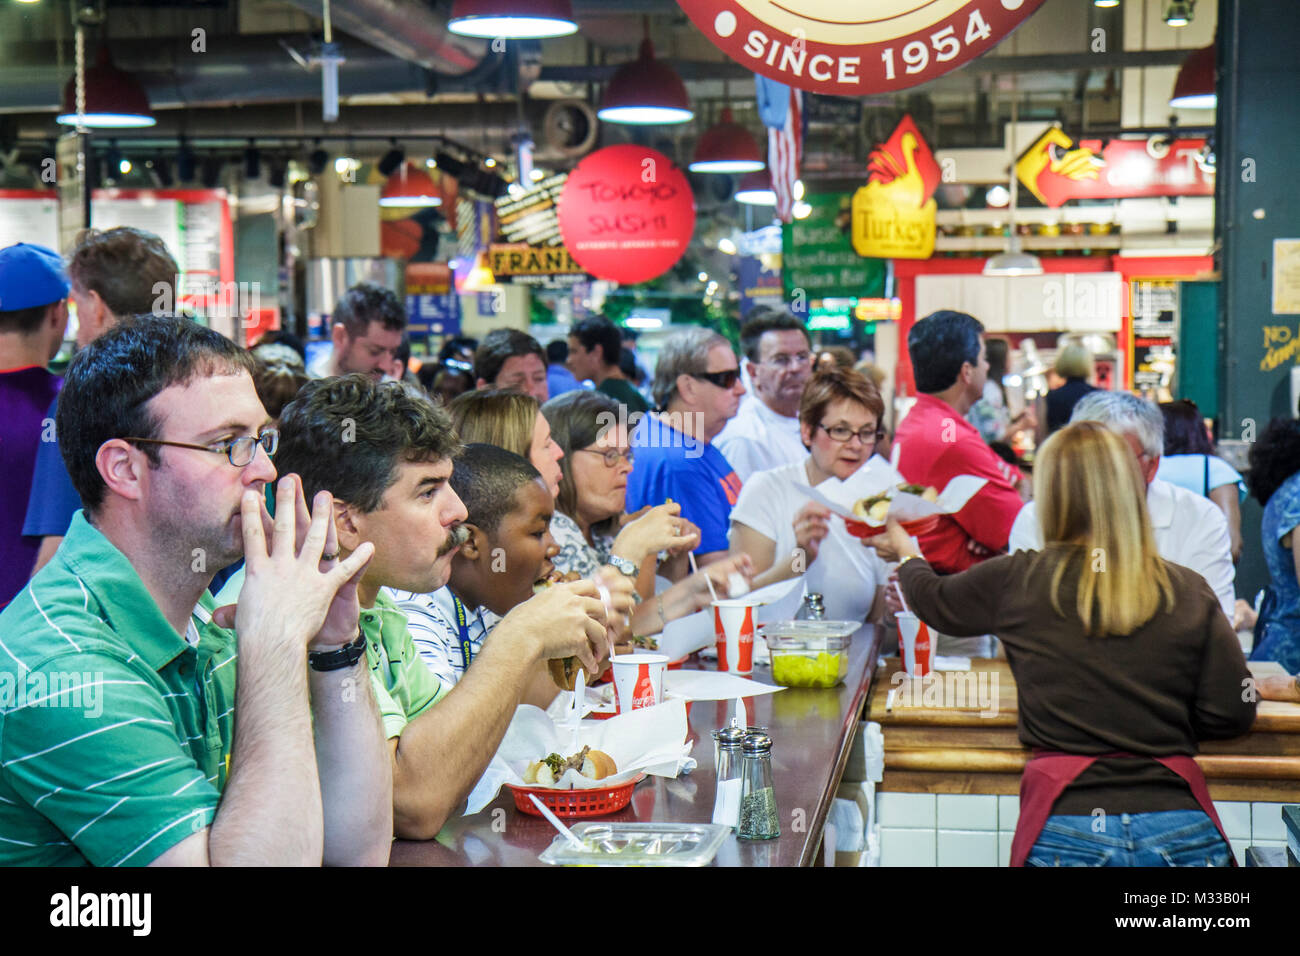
[712,725,746,829]
[738,733,780,840]
[795,593,826,621]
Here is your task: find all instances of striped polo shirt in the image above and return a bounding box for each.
[0,512,235,866]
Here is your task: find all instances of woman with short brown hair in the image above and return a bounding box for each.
[889,421,1256,866]
[728,368,891,623]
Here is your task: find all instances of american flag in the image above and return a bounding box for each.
[761,81,803,223]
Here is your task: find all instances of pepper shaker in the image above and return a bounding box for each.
[738,733,780,840]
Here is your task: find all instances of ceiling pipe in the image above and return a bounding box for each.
[277,0,488,73]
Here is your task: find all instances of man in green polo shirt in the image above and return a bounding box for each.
[0,315,393,866]
[274,375,634,840]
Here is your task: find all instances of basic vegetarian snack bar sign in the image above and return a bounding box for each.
[677,0,1046,97]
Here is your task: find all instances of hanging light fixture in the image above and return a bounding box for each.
[735,170,776,206]
[984,76,1043,277]
[379,162,443,207]
[1169,44,1216,108]
[1163,0,1194,27]
[448,0,577,39]
[57,45,155,128]
[690,107,764,173]
[598,36,693,125]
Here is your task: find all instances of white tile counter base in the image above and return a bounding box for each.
[875,793,1294,866]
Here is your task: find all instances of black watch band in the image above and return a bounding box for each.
[308,631,367,672]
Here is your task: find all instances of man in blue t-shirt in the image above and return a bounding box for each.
[23,227,178,577]
[625,327,746,564]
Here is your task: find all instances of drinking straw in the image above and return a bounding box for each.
[894,580,911,616]
[689,551,720,603]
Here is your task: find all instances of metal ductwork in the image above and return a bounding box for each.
[278,0,488,74]
[0,35,512,119]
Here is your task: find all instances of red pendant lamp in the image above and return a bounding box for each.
[690,108,765,174]
[448,0,578,39]
[57,45,155,128]
[380,162,443,207]
[598,36,693,125]
[1169,44,1216,108]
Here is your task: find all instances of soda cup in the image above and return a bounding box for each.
[611,653,667,713]
[713,599,757,676]
[895,611,933,677]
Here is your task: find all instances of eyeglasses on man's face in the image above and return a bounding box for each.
[577,446,635,468]
[760,350,813,370]
[122,428,279,467]
[690,369,741,390]
[817,422,883,446]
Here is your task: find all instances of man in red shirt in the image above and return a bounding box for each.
[875,310,1028,573]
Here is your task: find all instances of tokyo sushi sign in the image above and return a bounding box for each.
[677,1,1046,97]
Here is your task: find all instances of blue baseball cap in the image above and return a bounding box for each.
[0,242,71,312]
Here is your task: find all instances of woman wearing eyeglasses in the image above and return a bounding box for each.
[542,390,754,637]
[728,368,891,624]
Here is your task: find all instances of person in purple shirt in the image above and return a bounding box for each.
[0,242,70,608]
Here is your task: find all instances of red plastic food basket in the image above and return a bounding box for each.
[507,774,645,818]
[843,513,940,539]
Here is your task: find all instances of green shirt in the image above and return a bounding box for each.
[0,512,236,866]
[597,377,651,415]
[362,592,448,739]
[214,567,448,739]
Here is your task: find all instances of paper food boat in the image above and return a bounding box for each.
[464,699,695,814]
[794,457,987,534]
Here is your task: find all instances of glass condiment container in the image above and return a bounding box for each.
[795,593,826,621]
[738,733,780,840]
[712,726,746,829]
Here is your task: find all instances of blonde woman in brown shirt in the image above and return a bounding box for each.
[889,421,1256,866]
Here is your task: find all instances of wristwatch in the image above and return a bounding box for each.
[308,630,367,672]
[606,554,639,580]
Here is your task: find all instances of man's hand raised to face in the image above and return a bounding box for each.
[231,474,374,650]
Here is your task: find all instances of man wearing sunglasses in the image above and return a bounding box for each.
[626,327,747,566]
[715,309,815,482]
[0,315,393,865]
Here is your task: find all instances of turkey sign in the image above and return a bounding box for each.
[677,0,1046,97]
[852,115,940,259]
[557,145,695,285]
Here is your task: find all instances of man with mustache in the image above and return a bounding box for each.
[275,376,633,839]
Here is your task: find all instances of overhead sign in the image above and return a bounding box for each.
[488,243,583,277]
[557,144,695,286]
[851,114,940,259]
[1016,128,1216,207]
[677,1,1046,97]
[782,192,885,301]
[494,173,568,246]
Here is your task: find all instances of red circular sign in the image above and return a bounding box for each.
[677,0,1046,97]
[557,144,695,285]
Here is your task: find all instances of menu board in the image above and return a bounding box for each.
[494,173,567,247]
[0,190,60,249]
[1129,278,1179,394]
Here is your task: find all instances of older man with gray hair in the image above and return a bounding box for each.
[1009,390,1235,618]
[625,326,747,565]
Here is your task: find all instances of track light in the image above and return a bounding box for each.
[378,140,405,177]
[1164,0,1194,26]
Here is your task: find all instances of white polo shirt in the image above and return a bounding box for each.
[714,396,808,483]
[1008,477,1235,619]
